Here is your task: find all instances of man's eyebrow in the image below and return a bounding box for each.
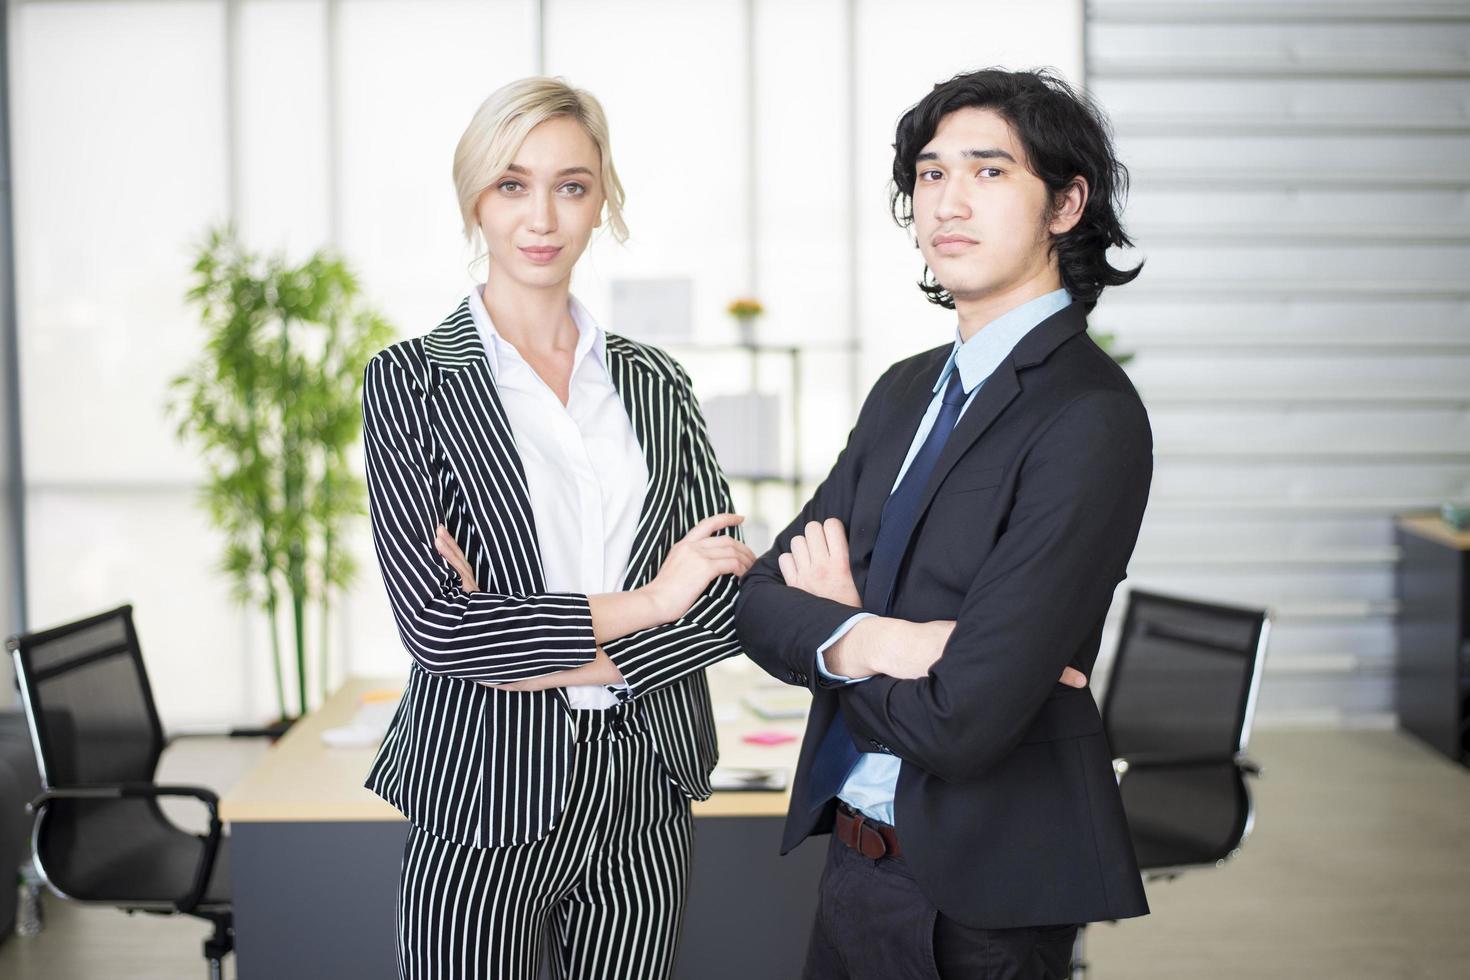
[504,164,595,177]
[915,148,1018,164]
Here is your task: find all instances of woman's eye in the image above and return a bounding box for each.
[497,180,522,193]
[560,182,586,196]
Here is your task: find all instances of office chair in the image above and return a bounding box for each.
[6,604,272,980]
[1071,589,1270,978]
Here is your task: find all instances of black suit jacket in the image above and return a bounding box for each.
[735,302,1152,928]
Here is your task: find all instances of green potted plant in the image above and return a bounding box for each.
[170,227,393,725]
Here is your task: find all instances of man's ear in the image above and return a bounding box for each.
[1049,176,1089,236]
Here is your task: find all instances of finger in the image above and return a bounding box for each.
[683,513,745,542]
[789,535,811,573]
[1060,667,1088,689]
[778,552,797,586]
[441,528,471,566]
[804,521,830,562]
[822,518,850,563]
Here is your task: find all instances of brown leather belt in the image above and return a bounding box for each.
[835,803,902,860]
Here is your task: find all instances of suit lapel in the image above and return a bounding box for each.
[422,300,546,598]
[605,336,682,591]
[849,353,945,570]
[855,303,1091,600]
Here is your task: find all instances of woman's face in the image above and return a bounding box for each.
[477,115,604,291]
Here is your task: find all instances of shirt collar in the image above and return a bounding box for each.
[466,284,606,380]
[934,288,1073,395]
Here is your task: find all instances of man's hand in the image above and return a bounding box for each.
[825,617,954,680]
[778,519,861,607]
[825,617,1090,689]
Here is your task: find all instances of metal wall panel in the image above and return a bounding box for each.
[1088,0,1470,726]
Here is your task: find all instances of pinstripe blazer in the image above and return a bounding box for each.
[362,297,742,848]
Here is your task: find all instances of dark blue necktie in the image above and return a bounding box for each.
[808,369,969,812]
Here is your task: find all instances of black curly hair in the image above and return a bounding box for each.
[890,68,1141,312]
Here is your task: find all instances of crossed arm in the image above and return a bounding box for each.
[774,518,1087,689]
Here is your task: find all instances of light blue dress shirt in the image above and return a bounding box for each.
[814,287,1074,825]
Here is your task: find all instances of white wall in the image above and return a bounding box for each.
[9,0,1085,726]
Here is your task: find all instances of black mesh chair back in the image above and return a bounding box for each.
[1102,590,1269,764]
[16,606,164,790]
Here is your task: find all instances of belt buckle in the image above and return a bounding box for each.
[850,811,889,860]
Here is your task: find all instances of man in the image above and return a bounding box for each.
[735,68,1152,980]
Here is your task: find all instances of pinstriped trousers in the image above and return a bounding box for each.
[396,701,693,980]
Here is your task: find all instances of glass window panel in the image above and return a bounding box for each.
[25,489,258,727]
[336,0,537,337]
[238,0,331,254]
[12,0,229,484]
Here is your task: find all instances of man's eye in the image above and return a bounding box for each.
[919,170,942,182]
[979,168,1003,178]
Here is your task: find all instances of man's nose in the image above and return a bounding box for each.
[934,178,970,222]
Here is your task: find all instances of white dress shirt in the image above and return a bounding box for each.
[467,285,649,709]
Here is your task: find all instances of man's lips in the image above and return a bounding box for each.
[931,234,978,254]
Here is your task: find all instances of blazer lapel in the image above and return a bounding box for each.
[604,336,682,591]
[905,302,1091,540]
[422,300,547,599]
[848,351,949,591]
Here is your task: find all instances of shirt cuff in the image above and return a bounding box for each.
[815,613,876,685]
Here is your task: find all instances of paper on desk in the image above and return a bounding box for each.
[321,696,400,748]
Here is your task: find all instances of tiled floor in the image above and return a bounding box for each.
[3,728,1469,979]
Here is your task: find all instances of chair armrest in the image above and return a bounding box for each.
[1113,752,1261,785]
[165,723,288,747]
[27,783,223,914]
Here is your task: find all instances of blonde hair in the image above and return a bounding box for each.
[453,77,628,250]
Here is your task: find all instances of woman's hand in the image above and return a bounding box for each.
[435,524,480,592]
[641,513,758,624]
[481,648,625,692]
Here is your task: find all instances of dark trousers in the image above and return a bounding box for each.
[804,832,1078,980]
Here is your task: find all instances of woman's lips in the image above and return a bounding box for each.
[519,246,563,264]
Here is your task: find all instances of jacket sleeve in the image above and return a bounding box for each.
[362,352,598,683]
[835,390,1154,782]
[601,363,745,697]
[734,366,897,693]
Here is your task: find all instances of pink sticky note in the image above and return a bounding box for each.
[742,731,799,746]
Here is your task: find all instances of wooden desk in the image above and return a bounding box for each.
[222,659,823,980]
[1394,515,1470,766]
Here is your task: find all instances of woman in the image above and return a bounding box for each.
[361,77,756,980]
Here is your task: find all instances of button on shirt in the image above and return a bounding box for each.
[467,286,649,710]
[815,288,1074,823]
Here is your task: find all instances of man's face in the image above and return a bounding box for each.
[911,106,1057,305]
